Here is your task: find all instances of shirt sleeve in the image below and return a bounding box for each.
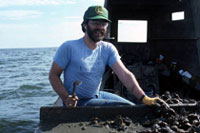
[53,42,71,69]
[107,43,121,67]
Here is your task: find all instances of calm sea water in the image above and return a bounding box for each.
[0,47,59,133]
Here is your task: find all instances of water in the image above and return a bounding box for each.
[0,48,59,133]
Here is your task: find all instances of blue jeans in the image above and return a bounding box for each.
[77,91,135,106]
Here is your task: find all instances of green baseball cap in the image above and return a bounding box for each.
[83,5,111,22]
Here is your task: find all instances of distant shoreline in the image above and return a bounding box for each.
[0,47,58,50]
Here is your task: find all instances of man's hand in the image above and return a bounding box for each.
[142,95,168,107]
[64,95,79,108]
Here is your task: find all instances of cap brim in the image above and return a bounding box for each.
[87,15,111,22]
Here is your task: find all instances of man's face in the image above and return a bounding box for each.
[86,20,108,42]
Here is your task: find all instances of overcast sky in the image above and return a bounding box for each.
[0,0,104,49]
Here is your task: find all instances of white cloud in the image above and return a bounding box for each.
[0,0,76,7]
[0,20,83,48]
[64,16,82,19]
[91,0,104,5]
[0,10,43,20]
[64,16,82,21]
[79,0,104,5]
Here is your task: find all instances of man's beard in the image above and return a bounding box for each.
[86,24,106,43]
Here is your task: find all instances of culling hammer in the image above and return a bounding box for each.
[72,81,82,98]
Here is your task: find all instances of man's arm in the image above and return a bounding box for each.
[111,60,167,106]
[111,60,145,99]
[49,62,78,107]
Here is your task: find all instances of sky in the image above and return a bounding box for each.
[0,0,104,49]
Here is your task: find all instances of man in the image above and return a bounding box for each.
[49,5,164,108]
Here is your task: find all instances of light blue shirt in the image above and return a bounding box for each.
[54,38,120,99]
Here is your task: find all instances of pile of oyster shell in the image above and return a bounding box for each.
[140,91,200,133]
[82,91,200,132]
[87,115,133,132]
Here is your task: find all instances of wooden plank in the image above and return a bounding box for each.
[39,103,199,131]
[40,105,154,124]
[40,103,199,124]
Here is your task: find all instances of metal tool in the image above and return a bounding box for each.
[72,81,82,98]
